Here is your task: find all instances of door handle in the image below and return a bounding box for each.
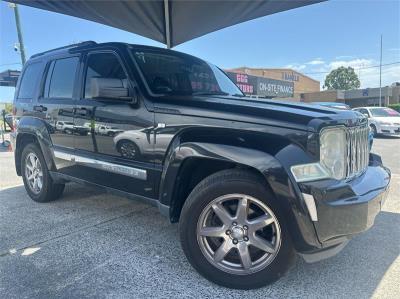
[75,107,88,116]
[33,105,47,112]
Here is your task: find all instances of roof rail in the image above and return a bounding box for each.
[30,41,97,59]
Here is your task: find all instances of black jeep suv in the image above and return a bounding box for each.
[11,41,391,289]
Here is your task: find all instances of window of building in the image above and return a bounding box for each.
[44,57,79,98]
[84,52,127,99]
[18,63,42,99]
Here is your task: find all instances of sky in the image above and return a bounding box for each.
[1,0,399,101]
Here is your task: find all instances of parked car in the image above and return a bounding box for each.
[353,107,400,136]
[97,125,123,137]
[113,126,177,159]
[311,102,373,149]
[11,41,391,289]
[56,121,89,135]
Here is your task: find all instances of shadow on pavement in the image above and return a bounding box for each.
[0,184,398,298]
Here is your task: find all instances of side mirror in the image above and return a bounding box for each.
[91,78,137,104]
[362,113,369,118]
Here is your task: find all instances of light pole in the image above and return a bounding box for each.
[9,3,26,65]
[379,35,382,106]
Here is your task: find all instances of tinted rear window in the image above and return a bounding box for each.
[18,63,42,99]
[45,57,79,98]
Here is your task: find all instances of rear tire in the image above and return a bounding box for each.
[21,143,65,203]
[179,169,295,289]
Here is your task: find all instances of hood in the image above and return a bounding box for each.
[373,116,400,124]
[157,95,365,132]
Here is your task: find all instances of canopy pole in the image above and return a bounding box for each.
[164,0,171,48]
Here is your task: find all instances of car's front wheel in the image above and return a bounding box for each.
[179,169,295,289]
[21,143,65,202]
[117,140,140,159]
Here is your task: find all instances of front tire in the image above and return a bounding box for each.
[21,143,65,203]
[117,140,140,159]
[179,169,295,289]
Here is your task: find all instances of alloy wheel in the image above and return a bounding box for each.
[120,142,136,158]
[25,152,43,194]
[197,194,281,275]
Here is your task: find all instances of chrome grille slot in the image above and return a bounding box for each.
[346,124,369,179]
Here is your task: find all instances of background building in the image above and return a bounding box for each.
[225,71,294,98]
[228,67,320,97]
[301,83,400,108]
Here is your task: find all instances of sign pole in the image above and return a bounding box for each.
[11,3,26,65]
[379,35,382,106]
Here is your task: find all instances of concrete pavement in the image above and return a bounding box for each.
[0,137,399,298]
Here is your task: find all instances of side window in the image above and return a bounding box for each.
[360,109,369,117]
[17,62,42,99]
[84,52,127,99]
[44,57,79,98]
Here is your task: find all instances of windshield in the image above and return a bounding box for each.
[131,49,243,97]
[370,108,400,117]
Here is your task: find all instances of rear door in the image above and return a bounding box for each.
[72,50,157,198]
[39,55,80,153]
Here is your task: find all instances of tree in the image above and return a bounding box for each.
[324,66,360,90]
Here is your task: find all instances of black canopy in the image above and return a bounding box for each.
[9,0,324,48]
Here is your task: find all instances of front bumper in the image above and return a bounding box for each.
[377,124,400,135]
[299,153,391,249]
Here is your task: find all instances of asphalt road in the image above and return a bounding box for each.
[0,137,399,298]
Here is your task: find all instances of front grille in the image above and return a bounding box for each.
[346,124,370,179]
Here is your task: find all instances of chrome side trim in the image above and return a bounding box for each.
[53,150,147,180]
[54,150,75,162]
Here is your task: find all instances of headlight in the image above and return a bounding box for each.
[291,127,347,182]
[319,127,347,180]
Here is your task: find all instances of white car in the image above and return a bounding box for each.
[353,107,400,136]
[55,121,74,132]
[113,127,175,159]
[97,125,123,137]
[55,121,89,135]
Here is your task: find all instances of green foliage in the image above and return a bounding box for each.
[4,103,13,114]
[389,103,400,112]
[324,66,361,90]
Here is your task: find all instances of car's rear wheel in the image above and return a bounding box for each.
[21,143,65,202]
[179,169,295,289]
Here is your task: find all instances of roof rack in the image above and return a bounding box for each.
[30,41,97,58]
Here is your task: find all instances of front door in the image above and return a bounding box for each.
[73,50,157,198]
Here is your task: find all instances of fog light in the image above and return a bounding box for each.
[291,163,329,182]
